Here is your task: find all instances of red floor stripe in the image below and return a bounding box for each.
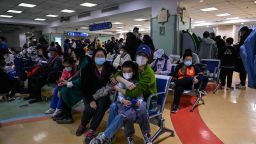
[170,86,224,144]
[0,116,49,128]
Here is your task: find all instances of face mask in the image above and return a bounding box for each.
[123,72,133,80]
[95,57,106,65]
[65,67,72,72]
[48,53,52,58]
[184,60,192,66]
[136,56,148,66]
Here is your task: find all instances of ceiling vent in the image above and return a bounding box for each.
[102,6,119,13]
[78,12,91,19]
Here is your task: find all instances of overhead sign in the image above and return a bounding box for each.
[67,32,88,37]
[89,22,112,31]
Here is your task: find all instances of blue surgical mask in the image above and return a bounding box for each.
[95,57,106,65]
[184,60,192,66]
[65,67,72,72]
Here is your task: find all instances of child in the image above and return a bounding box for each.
[90,61,151,144]
[45,57,76,116]
[219,37,236,90]
[171,52,203,113]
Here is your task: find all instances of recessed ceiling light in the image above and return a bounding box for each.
[226,17,240,20]
[18,3,36,8]
[116,27,123,29]
[134,18,147,21]
[200,7,218,12]
[61,9,75,13]
[134,25,142,27]
[34,18,46,21]
[112,22,123,25]
[193,21,206,23]
[0,15,13,18]
[254,1,256,4]
[216,13,231,17]
[7,10,22,13]
[80,27,88,29]
[116,29,123,32]
[80,2,97,7]
[46,14,58,17]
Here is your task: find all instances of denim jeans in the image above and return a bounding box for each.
[50,87,62,109]
[104,102,150,138]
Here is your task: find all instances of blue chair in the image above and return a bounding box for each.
[147,74,175,142]
[200,59,221,93]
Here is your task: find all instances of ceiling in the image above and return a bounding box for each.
[60,8,151,34]
[180,0,256,26]
[0,0,135,22]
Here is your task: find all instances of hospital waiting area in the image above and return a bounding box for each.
[0,0,256,144]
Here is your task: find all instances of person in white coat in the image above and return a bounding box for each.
[113,47,132,70]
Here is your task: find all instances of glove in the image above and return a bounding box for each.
[67,82,74,88]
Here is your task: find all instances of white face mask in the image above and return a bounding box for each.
[65,67,72,72]
[136,56,148,66]
[48,53,52,58]
[123,72,133,80]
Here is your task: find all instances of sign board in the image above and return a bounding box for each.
[67,32,88,37]
[89,22,112,31]
[158,9,168,23]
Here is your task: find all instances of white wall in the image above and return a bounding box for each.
[192,27,216,38]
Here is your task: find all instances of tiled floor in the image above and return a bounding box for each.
[0,74,256,144]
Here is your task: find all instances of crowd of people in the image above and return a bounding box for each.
[0,26,251,143]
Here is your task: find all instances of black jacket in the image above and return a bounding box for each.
[0,68,12,93]
[125,32,142,60]
[81,62,116,103]
[220,46,236,68]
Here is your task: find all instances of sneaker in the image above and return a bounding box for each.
[52,109,62,116]
[171,105,179,113]
[84,129,96,144]
[52,112,64,121]
[143,133,152,144]
[45,108,55,114]
[89,132,111,144]
[56,117,74,124]
[235,84,246,89]
[169,82,176,89]
[226,87,234,90]
[127,137,134,144]
[221,86,225,89]
[76,124,86,136]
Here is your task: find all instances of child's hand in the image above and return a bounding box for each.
[122,100,131,107]
[193,77,199,84]
[61,80,68,85]
[125,81,136,90]
[90,101,97,110]
[111,78,118,86]
[114,85,120,91]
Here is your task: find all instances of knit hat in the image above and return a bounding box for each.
[136,44,151,58]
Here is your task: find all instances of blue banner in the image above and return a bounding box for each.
[89,22,112,31]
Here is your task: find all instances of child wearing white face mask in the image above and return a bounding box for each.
[91,61,150,144]
[45,57,76,116]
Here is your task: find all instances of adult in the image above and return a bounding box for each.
[112,44,156,143]
[0,55,19,101]
[64,39,71,57]
[143,34,155,53]
[24,47,63,103]
[106,37,118,54]
[125,27,142,60]
[113,46,132,70]
[199,31,218,59]
[76,49,116,143]
[54,48,91,124]
[215,36,226,59]
[0,36,8,50]
[234,26,251,89]
[150,49,172,75]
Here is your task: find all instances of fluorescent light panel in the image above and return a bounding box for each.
[80,2,97,7]
[112,22,123,25]
[61,9,75,13]
[194,21,206,23]
[134,18,147,21]
[46,14,58,17]
[80,27,88,29]
[18,3,36,8]
[7,10,22,13]
[116,27,123,29]
[226,17,240,20]
[0,15,13,18]
[34,18,46,21]
[216,13,231,17]
[200,7,218,11]
[134,25,142,27]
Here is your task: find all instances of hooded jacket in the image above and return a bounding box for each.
[199,38,218,59]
